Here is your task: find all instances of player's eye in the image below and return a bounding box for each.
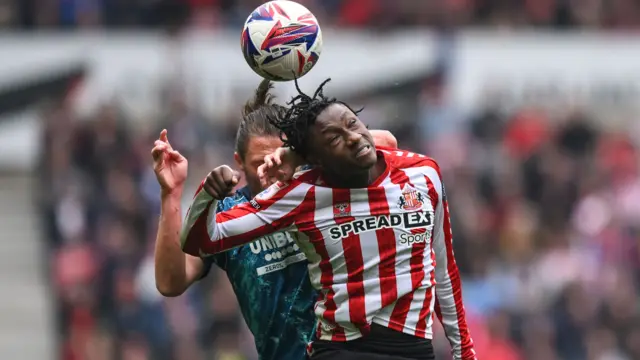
[348,119,357,127]
[329,136,340,145]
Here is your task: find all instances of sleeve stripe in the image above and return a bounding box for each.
[440,189,476,359]
[180,186,217,256]
[181,180,313,256]
[216,180,306,224]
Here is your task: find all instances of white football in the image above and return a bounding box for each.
[241,0,322,81]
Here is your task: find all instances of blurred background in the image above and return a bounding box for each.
[0,0,639,359]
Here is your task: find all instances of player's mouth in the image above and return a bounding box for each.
[355,144,372,159]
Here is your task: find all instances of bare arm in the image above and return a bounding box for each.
[154,190,206,297]
[151,129,207,297]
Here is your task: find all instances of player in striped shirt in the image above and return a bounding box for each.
[152,79,398,360]
[181,79,476,360]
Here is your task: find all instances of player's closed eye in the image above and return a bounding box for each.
[329,136,340,145]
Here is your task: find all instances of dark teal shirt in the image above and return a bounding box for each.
[202,186,317,360]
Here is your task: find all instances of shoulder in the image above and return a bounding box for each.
[378,147,442,174]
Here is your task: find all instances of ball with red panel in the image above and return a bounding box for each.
[241,0,323,81]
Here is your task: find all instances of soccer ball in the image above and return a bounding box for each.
[241,0,322,81]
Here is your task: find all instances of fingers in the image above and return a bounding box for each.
[231,170,241,185]
[264,156,273,169]
[257,163,267,179]
[160,129,168,143]
[204,170,226,199]
[152,129,178,164]
[258,153,286,189]
[258,160,275,189]
[204,166,240,200]
[169,150,183,162]
[151,143,169,162]
[257,164,268,188]
[206,172,225,198]
[203,180,219,199]
[273,148,284,166]
[157,129,173,151]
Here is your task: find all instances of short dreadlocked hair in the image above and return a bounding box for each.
[268,78,362,158]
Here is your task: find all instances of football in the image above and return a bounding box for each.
[241,1,322,81]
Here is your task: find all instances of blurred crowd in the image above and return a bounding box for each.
[5,0,640,30]
[29,2,640,359]
[419,77,640,359]
[38,67,640,360]
[39,88,254,360]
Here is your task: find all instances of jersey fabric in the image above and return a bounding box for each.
[181,148,476,360]
[187,185,317,360]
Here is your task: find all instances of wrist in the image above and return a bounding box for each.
[161,187,183,200]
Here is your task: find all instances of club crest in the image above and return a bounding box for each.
[397,185,426,211]
[333,202,351,217]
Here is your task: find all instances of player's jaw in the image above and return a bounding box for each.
[352,135,376,165]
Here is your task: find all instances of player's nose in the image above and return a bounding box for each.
[345,130,362,146]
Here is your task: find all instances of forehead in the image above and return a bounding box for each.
[245,136,282,158]
[315,103,356,128]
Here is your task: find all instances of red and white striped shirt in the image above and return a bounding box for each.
[181,148,476,359]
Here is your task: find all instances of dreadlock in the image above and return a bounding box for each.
[268,78,362,158]
[235,79,286,159]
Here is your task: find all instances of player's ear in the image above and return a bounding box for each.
[234,152,244,169]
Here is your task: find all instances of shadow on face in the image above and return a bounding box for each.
[234,136,283,196]
[307,103,377,175]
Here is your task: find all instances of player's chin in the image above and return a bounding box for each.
[351,153,377,170]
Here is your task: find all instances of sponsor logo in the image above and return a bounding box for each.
[249,199,261,210]
[255,181,286,200]
[249,232,307,275]
[399,232,431,246]
[333,202,351,217]
[319,321,336,332]
[256,252,306,276]
[397,184,426,211]
[328,211,433,240]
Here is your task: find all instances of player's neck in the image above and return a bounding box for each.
[323,157,386,188]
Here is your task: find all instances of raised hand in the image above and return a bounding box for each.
[151,129,188,195]
[204,165,241,200]
[257,147,303,189]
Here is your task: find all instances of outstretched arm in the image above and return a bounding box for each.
[155,189,208,296]
[151,130,208,297]
[180,166,314,256]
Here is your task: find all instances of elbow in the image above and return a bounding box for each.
[155,281,186,297]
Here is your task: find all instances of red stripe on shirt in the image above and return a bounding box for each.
[333,189,368,336]
[367,187,398,309]
[297,188,346,341]
[387,167,427,331]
